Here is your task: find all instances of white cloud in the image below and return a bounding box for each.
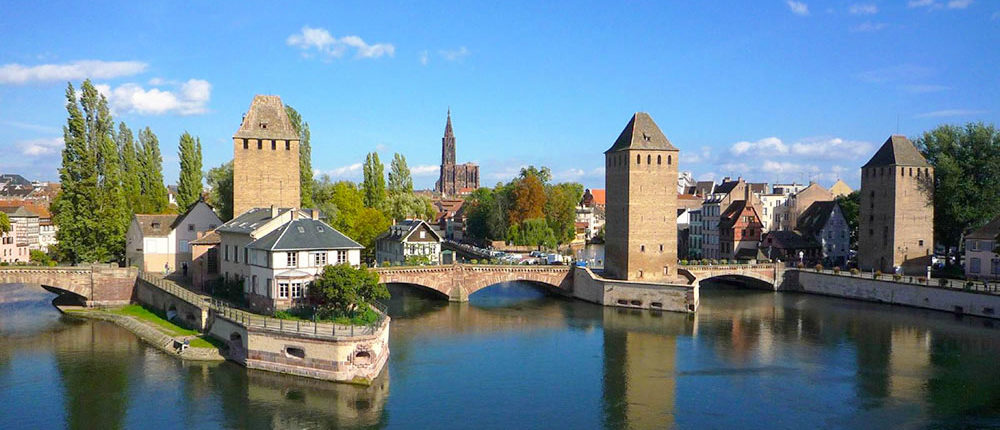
[0,60,148,85]
[947,0,973,9]
[96,78,212,115]
[319,163,363,178]
[849,3,878,14]
[786,1,810,15]
[902,84,950,93]
[915,109,987,118]
[286,26,394,59]
[440,47,470,61]
[851,22,889,32]
[908,0,938,8]
[18,137,63,156]
[683,146,714,164]
[410,165,439,176]
[791,137,874,159]
[419,50,429,66]
[730,137,788,156]
[697,172,716,182]
[148,77,166,85]
[857,64,932,83]
[908,0,971,9]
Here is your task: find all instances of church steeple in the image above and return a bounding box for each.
[441,109,456,166]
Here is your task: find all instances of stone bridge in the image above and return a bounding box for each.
[680,264,785,289]
[375,264,574,301]
[0,265,138,306]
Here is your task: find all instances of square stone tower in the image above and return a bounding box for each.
[233,95,301,217]
[604,112,679,281]
[858,135,934,275]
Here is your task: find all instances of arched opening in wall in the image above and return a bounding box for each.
[229,332,242,342]
[385,282,450,300]
[285,346,306,359]
[39,284,88,307]
[699,275,774,292]
[354,350,372,365]
[166,304,178,322]
[468,280,562,307]
[382,283,449,318]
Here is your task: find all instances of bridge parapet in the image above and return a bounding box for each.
[0,264,137,306]
[375,264,573,301]
[681,263,784,289]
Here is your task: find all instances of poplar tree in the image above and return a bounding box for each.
[176,131,203,211]
[362,152,386,209]
[285,105,314,208]
[387,153,413,196]
[117,122,142,215]
[92,82,129,262]
[138,127,169,213]
[206,162,234,221]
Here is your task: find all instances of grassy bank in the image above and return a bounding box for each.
[108,304,218,348]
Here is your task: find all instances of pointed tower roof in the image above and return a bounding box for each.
[444,108,454,138]
[234,95,299,140]
[605,112,677,153]
[862,135,930,168]
[829,179,853,198]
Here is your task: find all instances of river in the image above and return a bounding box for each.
[2,280,1000,429]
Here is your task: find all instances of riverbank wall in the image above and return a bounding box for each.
[572,266,698,313]
[62,308,224,361]
[784,270,1000,319]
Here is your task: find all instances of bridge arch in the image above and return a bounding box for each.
[375,264,573,302]
[682,264,783,291]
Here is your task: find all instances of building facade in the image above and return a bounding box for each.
[604,112,679,281]
[688,208,702,260]
[125,201,221,276]
[375,220,443,265]
[233,95,301,217]
[435,110,479,197]
[0,223,29,263]
[777,183,834,231]
[796,201,850,267]
[965,215,1000,281]
[719,200,764,260]
[0,206,39,250]
[858,135,934,275]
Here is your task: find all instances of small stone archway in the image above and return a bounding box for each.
[697,274,775,290]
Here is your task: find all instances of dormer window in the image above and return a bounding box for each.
[151,222,160,229]
[260,122,268,129]
[297,226,305,233]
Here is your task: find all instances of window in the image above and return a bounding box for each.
[972,240,980,251]
[637,154,641,164]
[992,259,1000,275]
[243,140,248,149]
[285,141,290,150]
[257,140,262,150]
[244,248,248,265]
[278,282,289,298]
[291,282,303,298]
[659,244,663,252]
[266,278,273,298]
[647,154,651,164]
[420,230,426,239]
[918,240,924,247]
[287,252,297,267]
[657,155,662,165]
[314,252,327,266]
[251,275,258,293]
[668,155,672,165]
[971,257,981,274]
[271,141,276,150]
[337,250,347,264]
[151,222,160,229]
[234,246,239,263]
[224,245,229,261]
[640,245,645,252]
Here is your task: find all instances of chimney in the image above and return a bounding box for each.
[270,205,278,218]
[744,183,751,202]
[311,209,320,220]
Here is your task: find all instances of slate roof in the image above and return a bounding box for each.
[134,214,178,236]
[693,181,715,196]
[862,135,931,168]
[714,180,741,196]
[796,201,839,238]
[718,200,749,229]
[247,218,362,251]
[605,112,678,153]
[748,183,769,194]
[967,215,1000,240]
[190,230,221,245]
[375,219,442,243]
[233,95,299,140]
[216,207,302,235]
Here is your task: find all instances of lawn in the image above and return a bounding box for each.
[110,304,199,337]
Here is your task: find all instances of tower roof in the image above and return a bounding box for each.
[234,95,299,140]
[605,112,678,153]
[862,135,930,168]
[444,108,454,138]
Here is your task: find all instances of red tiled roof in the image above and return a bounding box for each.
[590,189,606,205]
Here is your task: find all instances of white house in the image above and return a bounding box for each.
[215,206,362,313]
[125,200,221,276]
[375,220,442,266]
[966,215,1000,281]
[795,201,851,267]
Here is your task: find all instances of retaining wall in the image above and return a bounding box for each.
[572,266,698,313]
[786,270,1000,319]
[134,279,209,331]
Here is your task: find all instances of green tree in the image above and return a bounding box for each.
[0,212,9,235]
[52,80,126,263]
[836,191,860,248]
[176,131,203,211]
[510,173,546,225]
[916,123,1000,263]
[353,207,391,262]
[362,152,386,209]
[519,165,552,183]
[386,193,435,223]
[387,153,413,196]
[308,264,388,320]
[116,122,141,215]
[285,105,314,208]
[545,182,584,244]
[508,218,556,250]
[138,127,169,213]
[206,162,234,221]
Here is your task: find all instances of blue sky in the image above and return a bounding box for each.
[1,1,997,191]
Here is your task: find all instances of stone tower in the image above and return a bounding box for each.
[858,135,934,275]
[604,112,680,281]
[435,110,479,197]
[233,95,301,217]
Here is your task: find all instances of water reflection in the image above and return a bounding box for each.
[3,281,1000,428]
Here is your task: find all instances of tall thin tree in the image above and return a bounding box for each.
[285,105,314,208]
[117,122,142,215]
[388,153,414,196]
[138,127,169,213]
[362,152,386,209]
[176,131,203,211]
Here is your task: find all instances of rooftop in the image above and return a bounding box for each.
[862,135,931,168]
[134,214,179,237]
[796,201,839,238]
[233,95,299,140]
[247,218,362,251]
[968,215,1000,241]
[605,112,678,153]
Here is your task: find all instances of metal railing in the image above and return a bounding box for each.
[793,267,1000,296]
[138,271,389,339]
[210,298,387,340]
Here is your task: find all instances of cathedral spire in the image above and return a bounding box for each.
[444,108,454,138]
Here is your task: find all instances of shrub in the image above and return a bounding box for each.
[833,266,841,274]
[814,264,823,272]
[892,274,902,281]
[470,259,478,264]
[796,262,805,269]
[939,278,948,287]
[680,259,688,265]
[874,271,882,279]
[382,261,392,267]
[710,259,718,265]
[850,268,860,275]
[917,277,926,283]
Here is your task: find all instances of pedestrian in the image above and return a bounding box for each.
[163,262,169,275]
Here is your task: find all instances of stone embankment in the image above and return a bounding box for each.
[60,307,224,361]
